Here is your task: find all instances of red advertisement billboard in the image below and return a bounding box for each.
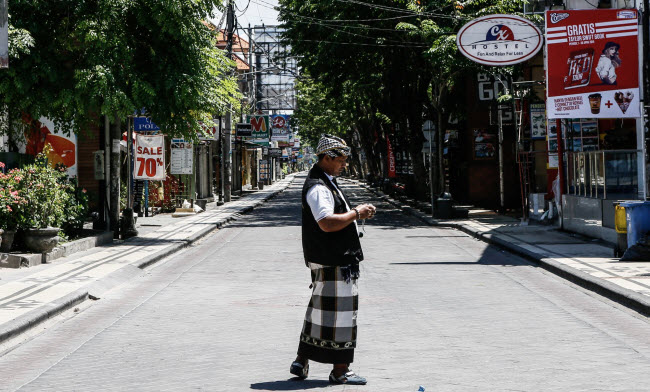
[545,9,640,118]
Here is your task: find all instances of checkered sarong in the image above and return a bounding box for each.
[297,262,358,364]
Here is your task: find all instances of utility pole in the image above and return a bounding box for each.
[222,0,235,202]
[109,115,121,238]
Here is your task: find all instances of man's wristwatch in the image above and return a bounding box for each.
[352,208,360,220]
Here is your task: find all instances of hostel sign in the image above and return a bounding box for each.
[456,14,543,66]
[545,9,640,118]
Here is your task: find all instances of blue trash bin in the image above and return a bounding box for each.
[620,201,650,248]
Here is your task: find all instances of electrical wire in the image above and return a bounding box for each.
[235,0,252,15]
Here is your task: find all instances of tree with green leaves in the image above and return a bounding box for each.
[280,0,532,198]
[1,0,240,139]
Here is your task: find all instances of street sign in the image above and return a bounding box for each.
[134,117,161,132]
[170,138,193,174]
[236,123,253,137]
[134,134,166,180]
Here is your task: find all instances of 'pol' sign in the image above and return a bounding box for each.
[456,14,543,66]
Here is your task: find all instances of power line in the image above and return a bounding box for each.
[235,0,252,15]
[294,39,430,48]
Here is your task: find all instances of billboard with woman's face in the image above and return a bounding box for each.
[545,9,640,119]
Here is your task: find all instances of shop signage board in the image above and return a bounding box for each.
[134,134,166,180]
[134,117,161,132]
[170,138,193,175]
[198,121,218,141]
[268,148,282,157]
[0,0,7,68]
[270,115,291,141]
[457,14,543,66]
[236,123,252,137]
[545,9,640,118]
[246,115,270,139]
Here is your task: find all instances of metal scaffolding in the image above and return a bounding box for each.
[252,25,298,112]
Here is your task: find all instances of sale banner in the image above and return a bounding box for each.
[545,9,640,118]
[134,134,165,180]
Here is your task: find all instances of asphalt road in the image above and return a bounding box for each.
[1,174,650,391]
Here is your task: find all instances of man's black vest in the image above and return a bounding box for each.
[302,164,363,267]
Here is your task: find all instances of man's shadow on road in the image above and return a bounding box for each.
[250,378,330,390]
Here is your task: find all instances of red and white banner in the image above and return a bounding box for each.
[387,138,396,178]
[135,134,166,180]
[545,9,640,118]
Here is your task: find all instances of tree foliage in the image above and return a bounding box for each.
[1,0,240,138]
[279,0,530,197]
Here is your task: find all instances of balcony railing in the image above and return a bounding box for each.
[566,150,640,199]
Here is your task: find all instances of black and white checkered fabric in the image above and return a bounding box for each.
[297,262,358,364]
[316,134,351,157]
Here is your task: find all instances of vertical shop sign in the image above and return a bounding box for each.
[546,9,640,118]
[387,137,396,178]
[246,115,270,139]
[270,115,291,141]
[0,0,7,68]
[135,134,165,180]
[170,138,193,175]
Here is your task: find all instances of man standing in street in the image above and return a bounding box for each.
[290,134,376,385]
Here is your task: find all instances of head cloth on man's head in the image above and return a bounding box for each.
[316,134,351,158]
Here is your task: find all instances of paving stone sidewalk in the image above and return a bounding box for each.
[352,179,650,317]
[0,175,297,344]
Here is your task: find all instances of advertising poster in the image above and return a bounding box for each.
[134,134,166,180]
[530,104,547,139]
[545,9,640,118]
[0,0,6,68]
[270,115,291,142]
[20,116,78,177]
[170,138,193,175]
[473,129,496,159]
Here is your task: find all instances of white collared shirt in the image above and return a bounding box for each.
[306,174,356,230]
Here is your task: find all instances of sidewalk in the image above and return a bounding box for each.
[353,179,650,317]
[0,175,297,345]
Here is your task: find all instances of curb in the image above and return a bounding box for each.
[353,180,650,318]
[0,175,298,345]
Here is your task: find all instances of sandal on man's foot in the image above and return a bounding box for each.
[329,370,367,385]
[290,361,309,379]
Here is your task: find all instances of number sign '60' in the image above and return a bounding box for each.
[135,134,166,180]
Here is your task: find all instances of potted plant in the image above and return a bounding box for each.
[0,162,26,252]
[17,149,70,253]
